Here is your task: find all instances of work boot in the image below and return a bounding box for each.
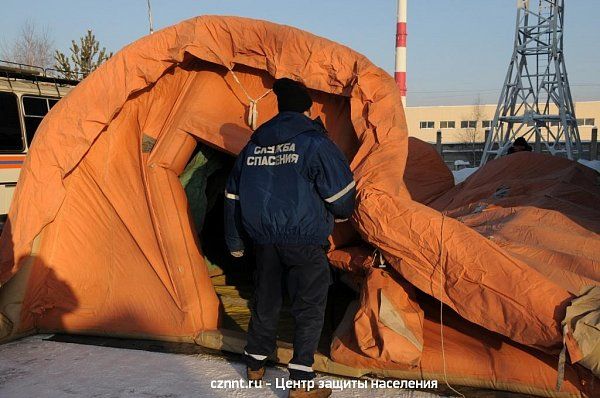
[288,386,332,398]
[246,366,265,381]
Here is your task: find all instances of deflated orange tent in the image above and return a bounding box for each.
[0,15,598,397]
[403,137,454,204]
[429,152,600,294]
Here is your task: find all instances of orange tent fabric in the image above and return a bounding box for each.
[331,280,596,397]
[351,268,424,366]
[429,152,600,295]
[403,137,454,204]
[328,247,597,397]
[0,15,597,396]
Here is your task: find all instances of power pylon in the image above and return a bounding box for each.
[481,0,581,164]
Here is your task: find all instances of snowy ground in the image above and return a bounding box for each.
[578,158,600,173]
[0,335,444,398]
[451,167,479,184]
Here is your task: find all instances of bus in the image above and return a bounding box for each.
[0,60,79,230]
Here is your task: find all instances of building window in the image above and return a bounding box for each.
[575,118,596,126]
[440,121,455,129]
[461,120,476,129]
[0,91,24,152]
[419,121,435,129]
[22,96,59,146]
[482,120,492,129]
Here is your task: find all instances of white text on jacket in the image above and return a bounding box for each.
[247,143,299,166]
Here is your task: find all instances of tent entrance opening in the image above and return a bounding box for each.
[180,142,356,354]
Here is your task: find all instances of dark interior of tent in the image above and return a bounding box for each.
[180,141,358,355]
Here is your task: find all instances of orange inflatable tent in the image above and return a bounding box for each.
[0,16,598,397]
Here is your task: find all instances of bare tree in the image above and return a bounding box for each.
[457,96,485,166]
[1,20,54,69]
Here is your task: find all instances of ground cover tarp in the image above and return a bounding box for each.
[0,15,598,397]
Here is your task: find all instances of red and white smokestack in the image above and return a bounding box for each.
[395,0,407,106]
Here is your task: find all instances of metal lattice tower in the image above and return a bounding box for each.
[481,0,581,164]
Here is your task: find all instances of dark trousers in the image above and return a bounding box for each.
[244,244,331,380]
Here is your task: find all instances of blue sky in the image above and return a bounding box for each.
[1,0,598,106]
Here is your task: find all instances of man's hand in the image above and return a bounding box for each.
[230,250,245,258]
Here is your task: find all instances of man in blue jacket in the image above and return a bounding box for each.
[224,78,355,397]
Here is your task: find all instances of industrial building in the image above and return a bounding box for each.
[405,100,599,167]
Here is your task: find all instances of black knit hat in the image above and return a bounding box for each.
[272,78,313,113]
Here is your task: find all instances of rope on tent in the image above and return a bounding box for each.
[438,214,465,398]
[228,68,272,130]
[371,249,387,269]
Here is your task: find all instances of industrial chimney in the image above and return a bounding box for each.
[395,0,407,106]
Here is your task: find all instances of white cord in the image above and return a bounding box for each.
[438,214,465,398]
[228,68,272,130]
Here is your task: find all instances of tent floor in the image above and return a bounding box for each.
[208,259,352,356]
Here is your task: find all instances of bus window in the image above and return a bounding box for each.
[22,96,58,147]
[23,97,48,116]
[24,118,42,145]
[0,92,24,152]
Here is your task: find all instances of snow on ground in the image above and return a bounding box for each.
[0,335,444,398]
[451,167,479,184]
[578,159,600,173]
